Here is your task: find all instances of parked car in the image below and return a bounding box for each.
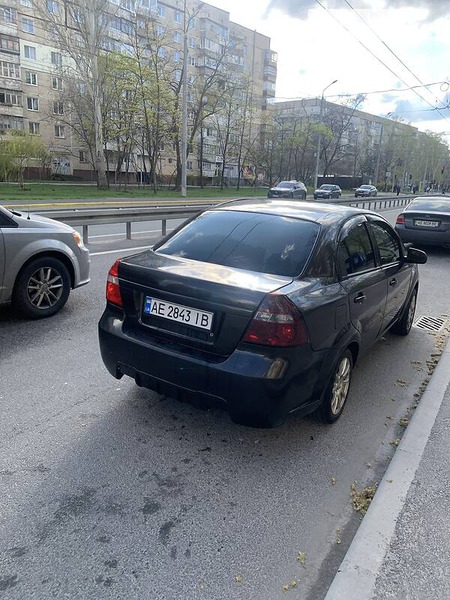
[268,181,307,200]
[355,184,378,197]
[313,184,341,200]
[0,205,90,318]
[99,199,426,428]
[395,197,450,247]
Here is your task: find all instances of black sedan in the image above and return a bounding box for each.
[99,200,426,428]
[313,184,341,200]
[355,184,378,197]
[268,181,307,199]
[395,197,450,247]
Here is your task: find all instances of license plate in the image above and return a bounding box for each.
[415,219,439,228]
[143,297,214,331]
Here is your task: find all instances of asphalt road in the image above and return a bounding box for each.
[1,208,449,600]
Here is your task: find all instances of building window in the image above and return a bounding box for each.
[47,0,59,13]
[24,45,36,59]
[0,91,22,106]
[52,76,62,90]
[174,51,181,63]
[21,0,33,6]
[157,4,165,17]
[174,31,180,43]
[29,121,40,134]
[174,10,181,23]
[0,34,20,53]
[188,36,196,48]
[121,0,135,11]
[79,150,87,162]
[158,47,165,58]
[25,71,37,85]
[0,60,20,78]
[187,160,193,170]
[189,56,196,67]
[53,101,64,115]
[54,124,65,138]
[156,25,165,36]
[0,116,24,131]
[21,17,34,33]
[51,51,62,66]
[26,96,39,110]
[0,6,16,24]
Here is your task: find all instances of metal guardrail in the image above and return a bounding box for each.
[40,204,213,244]
[41,195,415,244]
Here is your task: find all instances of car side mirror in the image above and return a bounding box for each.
[405,247,427,264]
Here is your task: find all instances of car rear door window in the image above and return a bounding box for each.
[369,222,401,265]
[338,221,376,276]
[155,210,320,277]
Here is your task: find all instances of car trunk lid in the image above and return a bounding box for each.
[118,251,292,357]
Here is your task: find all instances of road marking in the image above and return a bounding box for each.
[90,246,151,256]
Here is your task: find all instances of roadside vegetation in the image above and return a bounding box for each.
[0,182,268,202]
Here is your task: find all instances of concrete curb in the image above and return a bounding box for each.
[324,336,450,600]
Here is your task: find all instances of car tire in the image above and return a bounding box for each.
[318,349,353,424]
[390,288,417,336]
[13,256,71,319]
[313,195,318,200]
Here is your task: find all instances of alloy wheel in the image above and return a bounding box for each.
[330,356,351,415]
[26,267,64,309]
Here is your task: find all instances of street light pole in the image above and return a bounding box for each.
[313,80,337,192]
[181,0,188,198]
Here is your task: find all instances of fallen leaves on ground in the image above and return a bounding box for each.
[351,482,377,515]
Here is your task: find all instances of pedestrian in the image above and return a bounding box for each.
[396,184,400,196]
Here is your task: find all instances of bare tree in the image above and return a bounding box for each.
[38,0,114,188]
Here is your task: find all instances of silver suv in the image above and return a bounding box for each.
[0,205,90,318]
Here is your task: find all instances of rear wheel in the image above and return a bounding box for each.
[391,289,417,336]
[318,349,353,424]
[13,256,71,319]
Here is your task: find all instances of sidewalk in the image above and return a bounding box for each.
[325,336,450,600]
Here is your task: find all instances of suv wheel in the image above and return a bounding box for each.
[13,256,71,319]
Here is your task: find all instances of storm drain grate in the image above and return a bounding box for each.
[413,316,446,332]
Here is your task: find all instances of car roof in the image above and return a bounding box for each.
[214,198,376,225]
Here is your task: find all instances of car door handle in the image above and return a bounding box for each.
[354,293,366,304]
[389,278,397,286]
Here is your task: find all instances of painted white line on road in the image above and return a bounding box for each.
[79,228,161,239]
[90,246,151,256]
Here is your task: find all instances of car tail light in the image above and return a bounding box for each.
[242,294,309,347]
[396,214,405,225]
[106,259,123,308]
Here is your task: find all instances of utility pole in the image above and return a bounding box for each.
[314,80,337,191]
[181,0,188,197]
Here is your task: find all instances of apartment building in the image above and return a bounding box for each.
[0,0,277,181]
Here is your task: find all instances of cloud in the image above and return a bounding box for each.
[266,0,449,22]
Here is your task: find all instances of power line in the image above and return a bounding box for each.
[313,0,450,127]
[274,79,450,103]
[342,0,448,111]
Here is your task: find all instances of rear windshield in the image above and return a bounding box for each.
[155,210,320,277]
[407,199,450,212]
[277,182,295,188]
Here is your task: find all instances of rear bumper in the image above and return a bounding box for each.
[396,226,450,246]
[98,310,326,427]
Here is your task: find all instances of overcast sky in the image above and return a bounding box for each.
[208,0,450,140]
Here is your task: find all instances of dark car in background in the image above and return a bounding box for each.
[0,204,90,318]
[99,199,426,428]
[395,197,450,247]
[268,181,307,199]
[355,184,378,197]
[314,184,341,200]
